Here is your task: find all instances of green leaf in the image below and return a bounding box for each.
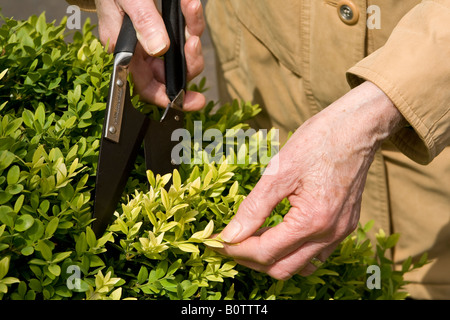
[176,243,199,253]
[21,246,34,256]
[137,266,148,284]
[45,217,59,237]
[36,240,52,261]
[86,227,97,248]
[313,269,339,277]
[0,102,7,112]
[203,239,224,248]
[128,221,142,238]
[22,110,35,128]
[6,183,24,195]
[228,181,239,197]
[89,255,105,268]
[385,233,400,249]
[202,220,215,239]
[13,195,25,213]
[6,165,20,185]
[159,221,178,232]
[0,192,13,206]
[15,214,35,232]
[48,264,61,276]
[5,118,23,137]
[0,150,15,171]
[0,256,11,280]
[35,103,46,127]
[161,188,170,211]
[48,77,61,90]
[306,275,326,285]
[172,169,181,190]
[0,206,14,228]
[166,259,182,277]
[0,69,8,81]
[36,13,47,34]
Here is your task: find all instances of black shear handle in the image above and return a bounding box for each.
[114,14,138,55]
[162,0,187,102]
[113,3,186,102]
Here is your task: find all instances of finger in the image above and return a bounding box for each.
[129,44,205,109]
[184,91,206,111]
[181,0,205,38]
[129,45,170,107]
[185,35,204,81]
[216,193,337,266]
[220,167,291,244]
[234,240,335,281]
[95,0,122,51]
[297,242,338,277]
[232,241,325,280]
[217,211,308,265]
[118,0,170,56]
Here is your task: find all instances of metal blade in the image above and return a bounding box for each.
[144,105,184,177]
[92,88,149,236]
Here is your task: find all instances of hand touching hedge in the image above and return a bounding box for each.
[94,0,206,110]
[216,81,407,280]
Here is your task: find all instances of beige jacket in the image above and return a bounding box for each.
[204,0,450,300]
[68,0,450,299]
[208,0,450,164]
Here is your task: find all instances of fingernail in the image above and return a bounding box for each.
[221,220,242,243]
[138,31,168,56]
[148,31,168,56]
[191,0,201,10]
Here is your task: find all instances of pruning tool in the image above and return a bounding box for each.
[92,0,186,236]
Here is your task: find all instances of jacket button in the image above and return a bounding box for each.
[337,0,359,25]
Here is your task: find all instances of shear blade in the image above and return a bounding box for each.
[145,106,184,178]
[92,89,149,236]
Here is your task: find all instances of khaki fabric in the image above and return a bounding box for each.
[206,0,450,299]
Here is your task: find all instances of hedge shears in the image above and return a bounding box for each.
[92,0,186,236]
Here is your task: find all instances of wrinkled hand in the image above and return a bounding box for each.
[215,81,406,280]
[95,0,206,110]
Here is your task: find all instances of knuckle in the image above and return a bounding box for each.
[131,7,159,31]
[257,251,277,266]
[313,215,334,234]
[299,267,315,277]
[270,269,295,281]
[239,197,267,225]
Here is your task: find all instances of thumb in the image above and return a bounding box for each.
[119,0,170,56]
[221,175,285,244]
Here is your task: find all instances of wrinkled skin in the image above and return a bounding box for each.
[95,0,206,110]
[215,81,407,280]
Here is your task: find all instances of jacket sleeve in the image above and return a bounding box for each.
[347,0,450,165]
[66,0,96,12]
